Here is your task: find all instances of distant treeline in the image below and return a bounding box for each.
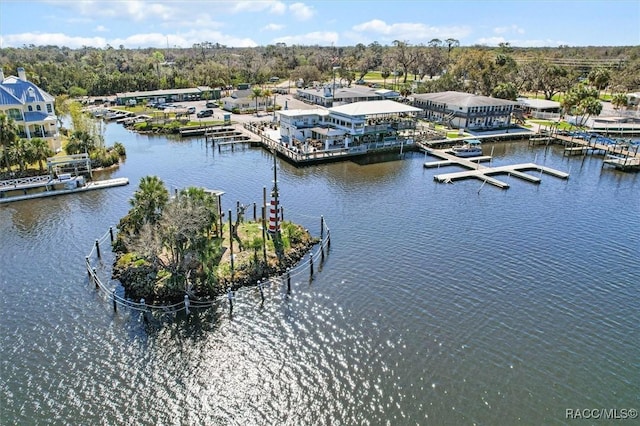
[1,43,638,98]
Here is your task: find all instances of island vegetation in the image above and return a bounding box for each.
[112,175,318,304]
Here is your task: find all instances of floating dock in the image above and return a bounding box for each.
[0,176,129,204]
[423,148,569,189]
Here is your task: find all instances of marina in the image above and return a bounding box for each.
[423,147,569,189]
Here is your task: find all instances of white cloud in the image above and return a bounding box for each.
[231,0,287,14]
[352,19,471,43]
[273,31,338,46]
[289,3,314,20]
[1,32,108,49]
[263,23,284,31]
[46,1,192,24]
[493,25,525,35]
[0,29,258,49]
[95,25,108,32]
[110,30,259,48]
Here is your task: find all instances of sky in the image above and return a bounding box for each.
[0,0,639,49]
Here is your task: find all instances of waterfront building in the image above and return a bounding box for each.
[296,84,399,107]
[277,100,421,152]
[115,87,219,105]
[516,97,562,120]
[0,67,59,142]
[412,91,517,130]
[221,83,270,113]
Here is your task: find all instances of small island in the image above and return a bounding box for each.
[112,175,318,304]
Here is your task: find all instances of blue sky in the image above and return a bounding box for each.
[1,0,639,49]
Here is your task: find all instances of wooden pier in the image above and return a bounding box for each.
[423,148,569,189]
[602,155,640,171]
[553,134,640,159]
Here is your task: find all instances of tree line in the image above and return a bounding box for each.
[1,43,638,99]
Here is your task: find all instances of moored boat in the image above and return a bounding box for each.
[451,139,482,157]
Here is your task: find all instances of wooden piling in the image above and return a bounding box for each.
[309,254,314,277]
[227,288,234,313]
[109,226,114,243]
[112,290,117,312]
[229,209,234,274]
[320,215,324,239]
[95,239,101,259]
[287,268,291,293]
[93,268,98,288]
[258,280,265,302]
[253,202,257,221]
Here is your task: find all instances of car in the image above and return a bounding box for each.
[205,101,218,108]
[196,109,213,118]
[355,79,366,85]
[187,107,196,114]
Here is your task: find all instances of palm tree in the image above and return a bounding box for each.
[28,138,53,173]
[611,93,628,110]
[8,138,30,174]
[179,187,219,238]
[251,87,263,116]
[130,175,169,227]
[0,113,18,172]
[261,88,273,115]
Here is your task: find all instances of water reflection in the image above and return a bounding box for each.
[1,122,638,424]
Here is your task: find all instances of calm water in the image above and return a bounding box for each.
[1,123,638,425]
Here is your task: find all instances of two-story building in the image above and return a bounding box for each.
[412,91,517,131]
[277,100,421,153]
[0,67,59,143]
[296,84,399,107]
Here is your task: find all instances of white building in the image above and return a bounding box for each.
[277,100,421,153]
[516,97,562,120]
[221,84,271,113]
[412,91,517,130]
[296,84,399,107]
[0,67,59,143]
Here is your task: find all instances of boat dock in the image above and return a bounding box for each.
[0,176,129,204]
[423,155,493,168]
[423,148,569,189]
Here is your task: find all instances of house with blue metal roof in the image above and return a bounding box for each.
[0,67,59,144]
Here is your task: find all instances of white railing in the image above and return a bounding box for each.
[0,174,51,189]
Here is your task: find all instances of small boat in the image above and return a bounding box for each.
[451,139,482,157]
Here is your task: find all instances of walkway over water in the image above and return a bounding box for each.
[423,148,569,189]
[0,175,129,204]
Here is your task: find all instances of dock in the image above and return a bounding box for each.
[423,155,493,168]
[0,176,129,204]
[424,148,569,189]
[602,155,640,171]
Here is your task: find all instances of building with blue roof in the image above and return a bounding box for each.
[0,67,59,146]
